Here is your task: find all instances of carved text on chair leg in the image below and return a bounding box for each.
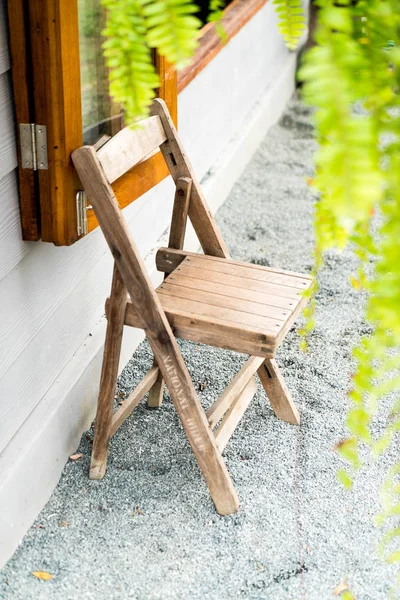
[90,265,127,479]
[257,358,300,425]
[151,350,240,515]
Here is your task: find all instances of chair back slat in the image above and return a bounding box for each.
[97,115,167,184]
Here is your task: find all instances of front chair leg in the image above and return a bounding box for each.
[90,265,127,479]
[257,358,300,425]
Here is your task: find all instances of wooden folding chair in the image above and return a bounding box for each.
[72,99,312,515]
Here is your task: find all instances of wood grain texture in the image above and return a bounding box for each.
[147,359,165,408]
[168,177,192,251]
[257,359,300,425]
[156,247,313,281]
[72,145,239,515]
[178,0,270,92]
[159,281,291,322]
[7,0,39,240]
[110,365,159,435]
[27,0,83,245]
[173,263,303,299]
[158,292,283,332]
[161,273,296,310]
[117,298,275,357]
[214,377,258,453]
[151,98,230,258]
[98,116,167,184]
[152,176,191,405]
[207,356,264,428]
[90,265,128,480]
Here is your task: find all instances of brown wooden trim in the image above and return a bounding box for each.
[8,0,40,241]
[178,0,269,92]
[27,0,83,246]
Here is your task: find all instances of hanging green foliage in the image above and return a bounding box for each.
[298,0,400,573]
[101,0,201,124]
[101,0,305,126]
[273,0,306,50]
[142,0,201,67]
[102,0,160,122]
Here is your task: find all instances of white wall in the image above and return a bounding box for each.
[0,0,306,566]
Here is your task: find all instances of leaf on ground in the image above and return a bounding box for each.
[334,579,349,596]
[31,571,53,581]
[59,521,70,527]
[131,507,143,517]
[69,453,83,461]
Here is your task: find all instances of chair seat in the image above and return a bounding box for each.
[155,254,312,357]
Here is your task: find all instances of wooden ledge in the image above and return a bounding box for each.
[178,0,270,92]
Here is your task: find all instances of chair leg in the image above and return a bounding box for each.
[147,358,165,408]
[90,265,127,479]
[151,348,239,515]
[257,358,300,425]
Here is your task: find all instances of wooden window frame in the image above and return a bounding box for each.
[8,0,266,246]
[8,0,177,246]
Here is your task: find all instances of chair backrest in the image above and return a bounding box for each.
[73,98,228,259]
[97,114,167,184]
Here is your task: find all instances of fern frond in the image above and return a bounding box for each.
[208,0,227,42]
[273,0,305,51]
[142,0,202,68]
[101,0,160,123]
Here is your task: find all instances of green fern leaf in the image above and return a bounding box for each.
[142,0,202,67]
[273,0,306,51]
[101,0,160,123]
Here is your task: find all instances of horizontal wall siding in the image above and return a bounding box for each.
[0,170,29,281]
[0,0,9,75]
[0,71,17,180]
[0,177,174,454]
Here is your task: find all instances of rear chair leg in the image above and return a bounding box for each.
[147,358,165,408]
[90,265,127,479]
[257,358,300,425]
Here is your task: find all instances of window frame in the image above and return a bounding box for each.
[8,0,177,246]
[8,0,266,246]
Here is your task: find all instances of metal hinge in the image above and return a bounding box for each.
[19,124,48,170]
[76,190,89,236]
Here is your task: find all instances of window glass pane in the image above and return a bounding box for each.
[78,0,124,145]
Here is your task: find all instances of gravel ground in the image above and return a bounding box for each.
[1,95,398,599]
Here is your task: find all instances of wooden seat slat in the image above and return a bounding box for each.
[184,255,310,289]
[158,281,290,322]
[159,292,283,333]
[163,272,297,309]
[119,297,276,355]
[173,262,304,299]
[156,247,313,280]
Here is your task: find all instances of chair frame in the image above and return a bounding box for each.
[72,99,303,515]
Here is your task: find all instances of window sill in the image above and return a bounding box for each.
[178,0,269,92]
